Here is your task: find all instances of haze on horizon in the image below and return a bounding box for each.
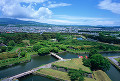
[0,0,120,26]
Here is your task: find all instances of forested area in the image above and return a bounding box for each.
[83,33,120,44]
[0,32,120,68]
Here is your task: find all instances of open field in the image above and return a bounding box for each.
[36,68,71,81]
[53,58,92,73]
[93,70,111,81]
[36,68,96,81]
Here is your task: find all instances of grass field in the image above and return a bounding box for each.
[66,48,89,54]
[53,58,92,73]
[93,70,111,81]
[36,68,71,81]
[36,68,96,81]
[114,58,120,62]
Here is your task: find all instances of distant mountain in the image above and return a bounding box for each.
[0,18,48,25]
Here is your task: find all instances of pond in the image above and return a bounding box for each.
[77,37,83,40]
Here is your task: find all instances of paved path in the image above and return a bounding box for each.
[108,56,120,67]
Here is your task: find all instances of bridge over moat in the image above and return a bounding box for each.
[2,53,64,81]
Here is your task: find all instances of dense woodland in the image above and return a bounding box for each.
[83,32,120,44]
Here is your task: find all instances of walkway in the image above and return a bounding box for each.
[50,52,64,60]
[2,63,52,81]
[108,56,120,67]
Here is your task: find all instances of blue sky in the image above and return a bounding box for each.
[0,0,120,26]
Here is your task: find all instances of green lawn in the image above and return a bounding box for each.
[36,68,71,81]
[114,58,120,62]
[36,68,95,81]
[66,48,89,54]
[93,70,111,81]
[53,58,92,73]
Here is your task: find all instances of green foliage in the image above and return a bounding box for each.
[50,47,59,53]
[33,43,43,52]
[84,33,120,44]
[59,45,67,51]
[89,49,98,58]
[38,47,50,55]
[68,69,85,81]
[56,33,65,42]
[0,52,18,60]
[20,51,26,57]
[8,40,16,46]
[0,46,7,52]
[90,54,110,71]
[7,46,13,51]
[17,43,25,47]
[82,56,91,67]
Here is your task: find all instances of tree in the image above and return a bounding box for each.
[89,49,98,58]
[90,54,110,71]
[82,56,91,67]
[33,43,43,52]
[20,51,26,57]
[8,40,16,46]
[38,47,50,56]
[56,33,65,42]
[68,69,84,81]
[59,45,67,51]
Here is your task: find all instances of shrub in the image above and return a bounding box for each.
[68,69,85,81]
[38,47,50,55]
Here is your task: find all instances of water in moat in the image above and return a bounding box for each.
[0,52,120,81]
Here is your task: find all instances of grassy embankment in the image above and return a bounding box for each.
[106,57,120,71]
[35,58,111,81]
[53,58,91,73]
[0,52,37,68]
[93,70,111,81]
[114,58,120,62]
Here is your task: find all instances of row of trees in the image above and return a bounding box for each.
[84,33,120,44]
[0,32,56,45]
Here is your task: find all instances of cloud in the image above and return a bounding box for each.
[48,3,71,8]
[0,0,52,19]
[54,15,105,20]
[20,0,48,3]
[98,0,120,14]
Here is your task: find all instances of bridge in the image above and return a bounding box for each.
[2,63,52,81]
[2,53,64,81]
[50,52,64,60]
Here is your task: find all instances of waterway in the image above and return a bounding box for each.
[0,52,120,81]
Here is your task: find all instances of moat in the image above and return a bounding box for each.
[0,52,120,81]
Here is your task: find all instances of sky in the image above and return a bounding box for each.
[0,0,120,26]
